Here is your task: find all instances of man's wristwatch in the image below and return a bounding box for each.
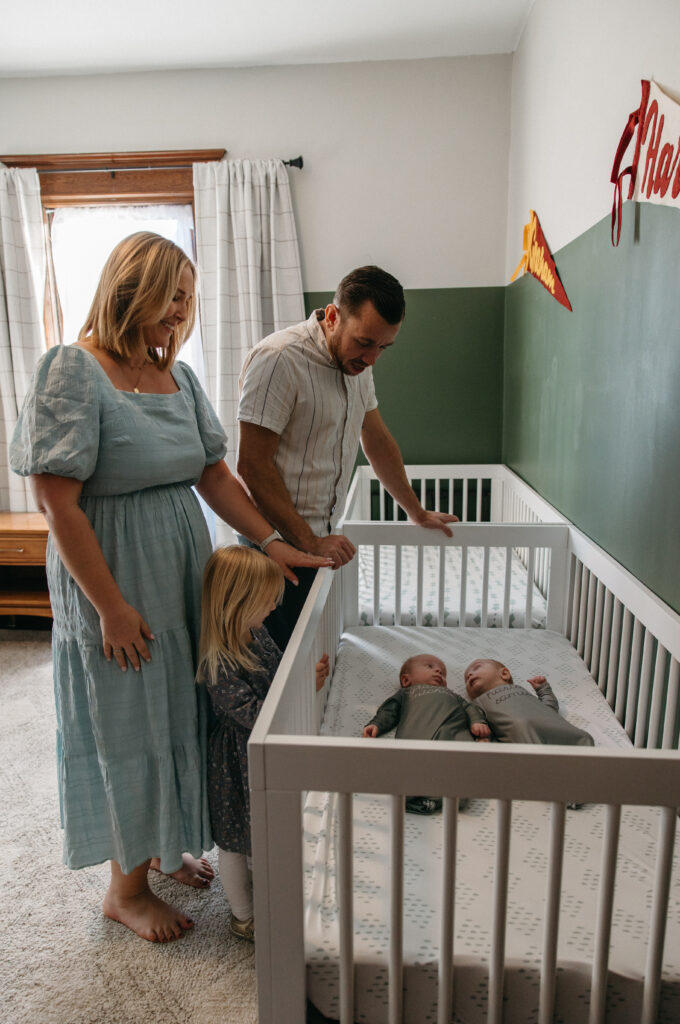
[259,529,283,552]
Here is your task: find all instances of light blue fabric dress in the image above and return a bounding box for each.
[10,345,227,873]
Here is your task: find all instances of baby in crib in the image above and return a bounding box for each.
[362,654,491,813]
[463,659,595,746]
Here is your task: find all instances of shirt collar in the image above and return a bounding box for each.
[307,308,337,368]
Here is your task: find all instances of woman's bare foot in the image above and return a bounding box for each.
[103,887,194,942]
[149,853,215,888]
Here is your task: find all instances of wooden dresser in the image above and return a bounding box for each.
[0,511,52,618]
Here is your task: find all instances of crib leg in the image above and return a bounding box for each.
[252,788,306,1024]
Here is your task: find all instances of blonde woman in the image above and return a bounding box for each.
[10,232,330,944]
[198,545,329,941]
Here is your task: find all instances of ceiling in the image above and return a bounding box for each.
[1,0,534,77]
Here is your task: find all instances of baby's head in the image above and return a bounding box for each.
[464,659,514,699]
[400,654,447,689]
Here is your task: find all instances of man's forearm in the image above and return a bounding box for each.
[362,428,423,520]
[238,458,320,551]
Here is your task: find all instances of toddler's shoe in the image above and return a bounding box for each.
[230,914,255,942]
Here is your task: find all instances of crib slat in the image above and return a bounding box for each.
[641,806,678,1024]
[395,545,402,625]
[524,547,535,629]
[662,657,680,749]
[569,557,582,646]
[476,479,482,523]
[503,547,512,629]
[590,580,605,676]
[489,800,511,1024]
[647,646,669,750]
[481,547,490,627]
[577,567,589,658]
[606,599,623,708]
[337,793,354,1024]
[416,546,424,626]
[614,609,633,725]
[459,546,468,626]
[589,803,621,1024]
[598,589,613,691]
[634,629,655,747]
[437,797,459,1024]
[583,572,597,667]
[624,619,644,739]
[438,547,446,627]
[373,545,380,626]
[463,478,469,522]
[389,796,405,1024]
[539,802,566,1024]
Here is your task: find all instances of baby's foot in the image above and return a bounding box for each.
[150,853,214,888]
[103,887,194,942]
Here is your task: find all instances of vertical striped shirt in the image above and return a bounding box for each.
[238,310,378,535]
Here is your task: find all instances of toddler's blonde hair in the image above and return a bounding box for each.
[198,545,285,683]
[78,231,196,370]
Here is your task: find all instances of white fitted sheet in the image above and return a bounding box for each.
[357,545,549,628]
[304,627,680,1024]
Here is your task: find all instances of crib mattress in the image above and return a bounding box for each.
[304,627,680,1024]
[357,545,548,628]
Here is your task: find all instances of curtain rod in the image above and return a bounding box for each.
[283,156,303,169]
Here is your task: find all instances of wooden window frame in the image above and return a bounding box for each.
[1,149,225,206]
[1,149,225,345]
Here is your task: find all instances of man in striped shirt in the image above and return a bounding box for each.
[237,266,456,648]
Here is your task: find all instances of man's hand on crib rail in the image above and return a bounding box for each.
[411,509,458,537]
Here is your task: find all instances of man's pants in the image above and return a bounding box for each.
[237,535,318,652]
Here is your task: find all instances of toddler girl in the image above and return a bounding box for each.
[198,545,328,941]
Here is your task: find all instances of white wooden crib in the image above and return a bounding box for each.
[250,495,680,1024]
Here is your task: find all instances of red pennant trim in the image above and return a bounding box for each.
[512,211,572,311]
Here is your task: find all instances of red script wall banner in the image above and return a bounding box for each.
[611,79,680,245]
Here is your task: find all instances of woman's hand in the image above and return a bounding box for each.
[264,539,334,584]
[100,601,155,672]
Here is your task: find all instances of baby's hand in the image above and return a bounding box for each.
[315,654,330,693]
[362,725,378,738]
[527,675,547,690]
[471,722,492,740]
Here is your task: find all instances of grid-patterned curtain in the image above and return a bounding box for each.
[192,159,304,474]
[0,167,46,511]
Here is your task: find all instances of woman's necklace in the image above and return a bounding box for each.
[118,358,146,393]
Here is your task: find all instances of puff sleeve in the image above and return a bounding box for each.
[10,346,101,481]
[174,361,228,465]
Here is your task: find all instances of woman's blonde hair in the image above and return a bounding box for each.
[198,545,285,684]
[78,231,196,370]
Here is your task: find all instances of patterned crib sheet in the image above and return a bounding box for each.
[304,627,680,1024]
[357,545,549,628]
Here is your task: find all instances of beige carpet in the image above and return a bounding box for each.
[1,634,258,1024]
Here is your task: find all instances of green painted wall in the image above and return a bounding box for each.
[305,287,505,464]
[503,203,680,614]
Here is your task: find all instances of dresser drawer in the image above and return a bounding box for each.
[0,531,48,564]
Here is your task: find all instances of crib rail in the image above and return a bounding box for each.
[566,527,680,749]
[342,522,569,632]
[252,728,680,1024]
[342,464,567,525]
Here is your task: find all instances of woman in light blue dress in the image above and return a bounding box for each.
[10,232,329,943]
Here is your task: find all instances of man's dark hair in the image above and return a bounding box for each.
[333,266,405,325]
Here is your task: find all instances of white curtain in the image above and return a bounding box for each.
[192,159,305,474]
[0,167,46,511]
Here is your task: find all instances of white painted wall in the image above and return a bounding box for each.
[505,0,680,280]
[0,56,511,291]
